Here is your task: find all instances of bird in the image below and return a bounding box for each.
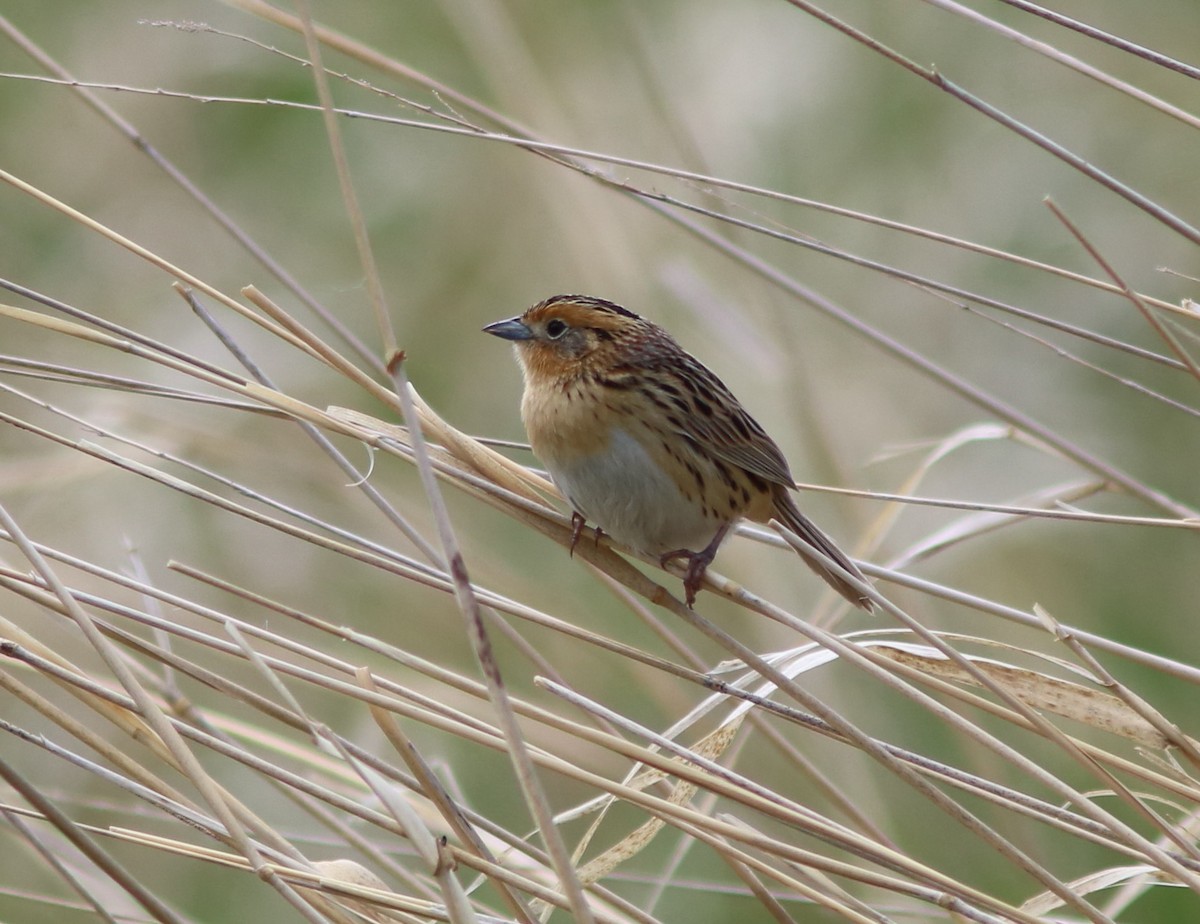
[484,294,871,609]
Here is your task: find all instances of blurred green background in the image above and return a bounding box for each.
[2,1,1199,920]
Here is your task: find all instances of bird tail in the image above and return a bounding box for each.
[773,488,873,611]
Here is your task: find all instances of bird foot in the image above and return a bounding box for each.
[569,512,604,557]
[569,512,586,556]
[659,548,714,608]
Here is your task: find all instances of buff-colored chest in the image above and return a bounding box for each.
[520,377,616,463]
[520,376,721,554]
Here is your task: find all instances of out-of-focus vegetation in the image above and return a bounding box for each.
[1,1,1199,921]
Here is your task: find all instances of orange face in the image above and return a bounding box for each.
[483,295,644,385]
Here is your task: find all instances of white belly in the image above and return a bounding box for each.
[544,427,719,555]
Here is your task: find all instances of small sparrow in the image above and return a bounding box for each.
[484,295,871,609]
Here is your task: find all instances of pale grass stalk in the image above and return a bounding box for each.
[0,15,383,375]
[949,302,1200,423]
[718,815,918,924]
[550,658,1084,915]
[177,285,443,579]
[1032,606,1200,767]
[920,0,1200,129]
[778,0,1200,243]
[4,635,621,915]
[993,0,1200,77]
[319,732,478,924]
[361,669,539,924]
[713,847,801,924]
[539,680,1040,924]
[774,535,1200,861]
[11,554,1113,912]
[723,589,1176,920]
[1046,200,1200,382]
[2,576,700,912]
[1,72,1192,331]
[692,672,1191,855]
[738,582,1200,877]
[591,570,892,845]
[871,567,1200,684]
[0,503,344,922]
[0,757,189,924]
[0,805,123,924]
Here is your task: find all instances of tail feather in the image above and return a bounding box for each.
[772,488,873,611]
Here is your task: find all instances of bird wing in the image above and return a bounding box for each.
[670,356,796,488]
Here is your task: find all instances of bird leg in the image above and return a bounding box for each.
[569,511,586,557]
[659,522,732,607]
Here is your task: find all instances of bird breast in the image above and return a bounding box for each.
[521,380,720,554]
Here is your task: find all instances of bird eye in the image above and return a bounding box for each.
[545,319,568,339]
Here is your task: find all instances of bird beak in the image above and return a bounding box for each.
[483,317,535,341]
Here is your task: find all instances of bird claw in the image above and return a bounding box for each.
[660,522,730,607]
[569,512,586,557]
[659,548,713,608]
[569,513,605,557]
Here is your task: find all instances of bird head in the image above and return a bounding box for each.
[483,295,644,382]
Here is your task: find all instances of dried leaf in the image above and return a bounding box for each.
[876,644,1174,747]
